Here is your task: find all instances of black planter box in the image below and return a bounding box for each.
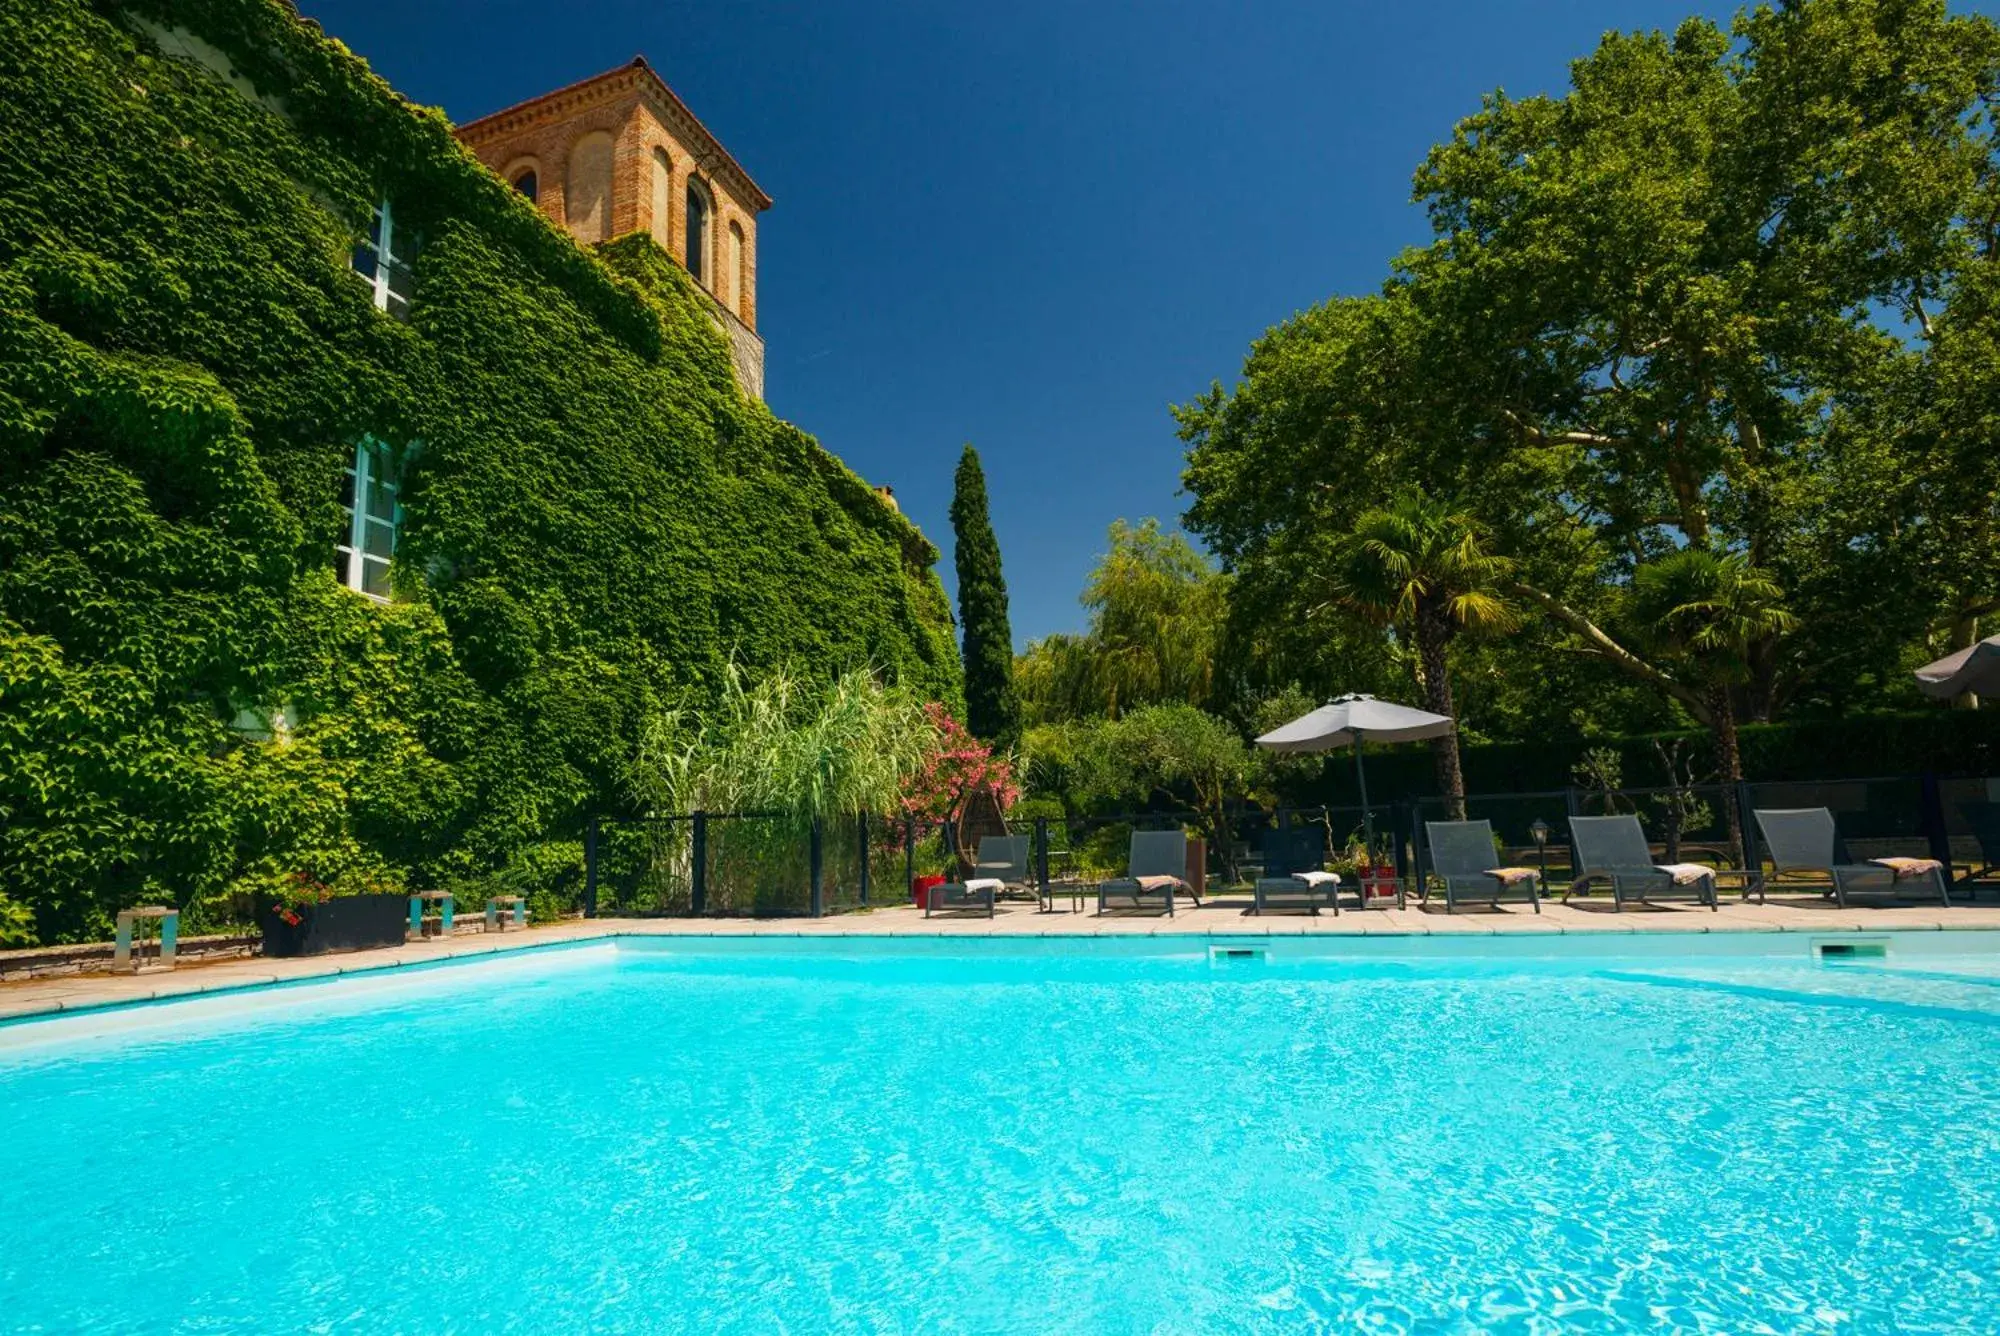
[260,893,408,957]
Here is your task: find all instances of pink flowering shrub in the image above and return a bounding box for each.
[897,704,1018,829]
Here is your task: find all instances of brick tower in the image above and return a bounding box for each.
[456,57,771,398]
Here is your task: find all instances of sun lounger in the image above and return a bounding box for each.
[1424,819,1541,913]
[924,835,1034,918]
[1252,825,1342,915]
[1753,807,1951,908]
[1098,830,1198,916]
[924,879,994,917]
[972,834,1035,901]
[1954,801,2000,898]
[1566,814,1718,911]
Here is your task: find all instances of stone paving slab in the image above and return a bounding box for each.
[2,896,1994,1024]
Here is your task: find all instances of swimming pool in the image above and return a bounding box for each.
[3,934,1997,1333]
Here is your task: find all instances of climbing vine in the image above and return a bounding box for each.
[0,0,961,943]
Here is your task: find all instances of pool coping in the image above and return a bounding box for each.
[4,897,1998,1025]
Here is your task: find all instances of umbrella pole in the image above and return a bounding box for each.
[1352,741,1376,861]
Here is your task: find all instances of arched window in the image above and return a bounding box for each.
[511,169,538,203]
[729,221,746,317]
[566,131,615,243]
[649,148,673,249]
[685,179,710,285]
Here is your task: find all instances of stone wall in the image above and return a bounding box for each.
[709,295,766,401]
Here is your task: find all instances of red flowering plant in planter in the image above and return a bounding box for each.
[891,704,1019,877]
[271,870,335,927]
[262,867,401,925]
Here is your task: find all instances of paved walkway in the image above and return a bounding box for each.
[3,893,1995,1023]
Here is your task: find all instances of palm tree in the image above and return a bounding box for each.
[1331,495,1518,811]
[1631,549,1797,858]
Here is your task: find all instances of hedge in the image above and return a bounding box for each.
[0,0,961,943]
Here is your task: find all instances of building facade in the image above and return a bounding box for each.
[456,58,771,399]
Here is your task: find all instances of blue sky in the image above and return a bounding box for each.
[297,0,1963,647]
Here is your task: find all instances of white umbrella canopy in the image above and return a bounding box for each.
[1914,635,2000,700]
[1255,694,1456,753]
[1256,694,1455,856]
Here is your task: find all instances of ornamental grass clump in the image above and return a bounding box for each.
[622,667,940,911]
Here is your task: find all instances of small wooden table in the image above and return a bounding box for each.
[1039,878,1090,913]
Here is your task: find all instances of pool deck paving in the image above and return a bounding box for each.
[4,892,1997,1023]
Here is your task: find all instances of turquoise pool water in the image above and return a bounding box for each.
[3,937,1998,1333]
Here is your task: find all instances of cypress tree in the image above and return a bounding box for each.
[949,445,1021,749]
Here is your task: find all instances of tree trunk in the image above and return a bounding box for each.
[1415,603,1466,819]
[1708,682,1745,865]
[1507,581,1713,723]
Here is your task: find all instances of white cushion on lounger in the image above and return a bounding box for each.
[962,878,1004,894]
[1292,871,1340,887]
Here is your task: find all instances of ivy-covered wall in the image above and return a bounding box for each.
[0,0,961,944]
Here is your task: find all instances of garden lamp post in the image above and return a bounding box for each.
[1529,818,1550,888]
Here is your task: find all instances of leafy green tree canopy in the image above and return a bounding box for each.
[1016,519,1231,724]
[1064,703,1252,877]
[1180,0,2000,753]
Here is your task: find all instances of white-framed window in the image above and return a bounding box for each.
[336,437,400,600]
[350,199,418,319]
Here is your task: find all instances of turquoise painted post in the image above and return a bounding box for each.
[408,895,423,938]
[159,911,178,968]
[439,893,454,934]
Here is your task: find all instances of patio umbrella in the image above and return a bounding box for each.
[1914,634,2000,701]
[1255,694,1455,854]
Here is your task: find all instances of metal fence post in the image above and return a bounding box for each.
[583,815,599,919]
[1736,781,1757,875]
[903,815,916,906]
[858,812,870,907]
[1392,803,1411,883]
[1034,815,1050,900]
[1405,801,1426,898]
[809,817,824,918]
[1919,770,1952,866]
[691,811,708,915]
